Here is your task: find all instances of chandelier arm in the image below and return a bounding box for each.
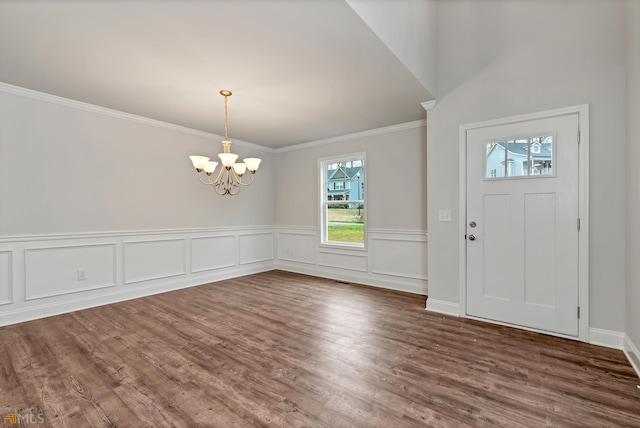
[213,167,228,195]
[238,172,256,186]
[228,167,242,195]
[197,171,215,185]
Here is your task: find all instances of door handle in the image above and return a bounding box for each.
[468,234,476,241]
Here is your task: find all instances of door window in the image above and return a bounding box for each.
[485,136,554,179]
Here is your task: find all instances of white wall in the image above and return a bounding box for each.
[346,0,437,99]
[275,124,427,231]
[427,0,627,333]
[0,85,275,235]
[625,0,640,374]
[274,123,428,295]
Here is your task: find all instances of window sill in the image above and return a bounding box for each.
[319,242,368,252]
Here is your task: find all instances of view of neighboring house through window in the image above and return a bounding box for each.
[320,154,365,247]
[485,135,554,179]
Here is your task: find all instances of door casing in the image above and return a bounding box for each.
[458,105,590,342]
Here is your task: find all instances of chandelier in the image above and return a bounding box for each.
[189,90,261,196]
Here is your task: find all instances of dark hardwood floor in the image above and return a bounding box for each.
[0,270,638,427]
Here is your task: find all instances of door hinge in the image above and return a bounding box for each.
[577,306,581,319]
[577,218,581,231]
[577,129,581,144]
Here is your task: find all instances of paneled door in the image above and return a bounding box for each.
[466,113,580,336]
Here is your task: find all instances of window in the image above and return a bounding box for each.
[485,135,554,179]
[320,153,366,248]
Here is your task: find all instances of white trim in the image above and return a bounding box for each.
[421,100,437,111]
[623,334,640,379]
[458,105,590,342]
[0,250,13,305]
[273,225,317,232]
[274,226,427,237]
[0,225,274,243]
[369,228,428,237]
[276,120,426,153]
[0,82,273,154]
[425,299,460,317]
[589,327,624,349]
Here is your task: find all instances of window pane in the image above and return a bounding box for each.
[327,205,365,244]
[486,136,553,179]
[530,136,553,175]
[322,156,365,246]
[486,142,505,178]
[506,139,528,177]
[326,161,364,202]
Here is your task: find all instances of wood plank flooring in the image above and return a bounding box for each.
[0,270,638,427]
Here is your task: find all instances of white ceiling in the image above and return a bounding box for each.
[0,0,433,149]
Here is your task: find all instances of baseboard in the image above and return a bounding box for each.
[589,327,625,349]
[425,298,460,317]
[623,334,640,379]
[0,262,274,327]
[277,261,427,295]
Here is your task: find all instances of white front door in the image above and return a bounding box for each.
[466,113,580,336]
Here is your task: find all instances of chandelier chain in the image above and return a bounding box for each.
[223,93,229,140]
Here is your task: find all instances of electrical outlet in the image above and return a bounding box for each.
[438,209,452,222]
[77,268,87,281]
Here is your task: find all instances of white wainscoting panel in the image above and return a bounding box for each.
[25,243,116,300]
[191,235,236,273]
[318,250,368,272]
[0,250,13,304]
[239,232,274,265]
[274,227,428,295]
[277,232,316,264]
[0,227,275,327]
[371,235,428,280]
[1,224,431,326]
[124,238,186,284]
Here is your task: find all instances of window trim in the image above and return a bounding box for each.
[319,152,367,250]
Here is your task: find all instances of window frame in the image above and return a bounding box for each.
[319,152,367,250]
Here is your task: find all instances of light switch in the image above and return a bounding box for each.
[438,209,452,222]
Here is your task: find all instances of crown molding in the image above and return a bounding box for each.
[0,82,276,154]
[421,100,437,111]
[275,119,427,153]
[1,82,429,154]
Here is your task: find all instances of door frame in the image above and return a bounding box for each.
[458,105,590,342]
